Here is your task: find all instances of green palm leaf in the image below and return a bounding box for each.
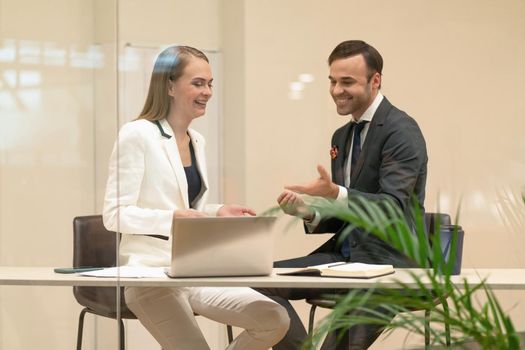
[293,195,520,349]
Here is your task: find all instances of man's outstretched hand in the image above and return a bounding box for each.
[285,165,339,199]
[276,190,314,220]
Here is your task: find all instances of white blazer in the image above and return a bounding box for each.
[103,118,222,267]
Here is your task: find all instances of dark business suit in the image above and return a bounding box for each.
[311,96,427,267]
[258,97,428,349]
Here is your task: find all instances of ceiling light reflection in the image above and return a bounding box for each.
[288,73,315,100]
[289,82,304,92]
[298,73,314,83]
[43,43,66,66]
[0,39,16,62]
[0,39,105,69]
[19,40,41,64]
[3,70,17,87]
[20,70,41,87]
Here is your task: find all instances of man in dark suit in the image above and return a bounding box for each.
[259,40,428,349]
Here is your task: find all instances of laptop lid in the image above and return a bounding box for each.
[167,216,276,277]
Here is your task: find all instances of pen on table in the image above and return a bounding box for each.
[54,267,105,274]
[327,262,348,268]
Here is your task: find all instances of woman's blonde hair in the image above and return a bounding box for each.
[138,45,209,121]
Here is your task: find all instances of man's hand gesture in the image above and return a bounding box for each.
[285,165,339,199]
[276,190,314,220]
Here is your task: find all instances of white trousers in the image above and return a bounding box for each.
[124,286,289,350]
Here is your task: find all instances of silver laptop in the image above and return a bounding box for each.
[167,216,276,277]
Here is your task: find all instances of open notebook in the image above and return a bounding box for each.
[278,262,395,279]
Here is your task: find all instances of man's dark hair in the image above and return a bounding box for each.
[328,40,383,80]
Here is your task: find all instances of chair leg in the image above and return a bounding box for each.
[119,319,125,350]
[308,305,317,334]
[227,325,233,343]
[76,308,88,350]
[424,308,430,349]
[442,299,451,346]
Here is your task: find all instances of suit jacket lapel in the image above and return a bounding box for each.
[188,129,209,206]
[158,119,190,209]
[332,122,351,185]
[350,97,392,186]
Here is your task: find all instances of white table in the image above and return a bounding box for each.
[1,267,525,290]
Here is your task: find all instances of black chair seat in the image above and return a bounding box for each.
[74,286,136,319]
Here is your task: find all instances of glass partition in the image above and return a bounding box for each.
[1,1,524,349]
[0,0,227,348]
[0,0,120,348]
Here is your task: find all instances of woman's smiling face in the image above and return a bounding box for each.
[168,56,213,119]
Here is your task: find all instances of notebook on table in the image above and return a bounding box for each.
[278,262,395,279]
[166,216,277,278]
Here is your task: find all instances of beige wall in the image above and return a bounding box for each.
[220,0,247,204]
[1,0,524,349]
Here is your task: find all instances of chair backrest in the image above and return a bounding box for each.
[73,215,118,268]
[73,215,135,318]
[424,212,451,236]
[424,212,464,275]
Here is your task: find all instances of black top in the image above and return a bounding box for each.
[183,140,202,208]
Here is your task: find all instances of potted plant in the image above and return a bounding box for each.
[296,196,522,350]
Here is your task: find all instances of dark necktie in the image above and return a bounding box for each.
[350,121,368,177]
[341,120,369,258]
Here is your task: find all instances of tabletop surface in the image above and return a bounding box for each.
[1,267,525,290]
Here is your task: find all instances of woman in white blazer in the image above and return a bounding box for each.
[103,46,289,350]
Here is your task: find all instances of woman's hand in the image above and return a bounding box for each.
[217,204,256,217]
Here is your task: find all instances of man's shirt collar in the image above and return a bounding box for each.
[351,92,384,123]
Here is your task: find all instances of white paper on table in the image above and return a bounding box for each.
[79,266,167,278]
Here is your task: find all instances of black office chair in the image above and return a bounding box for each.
[305,212,454,348]
[73,215,233,350]
[73,215,136,350]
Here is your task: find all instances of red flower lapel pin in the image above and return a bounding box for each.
[330,145,338,160]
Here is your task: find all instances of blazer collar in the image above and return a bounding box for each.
[155,119,209,209]
[154,120,172,139]
[349,97,393,186]
[332,123,351,185]
[187,128,209,207]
